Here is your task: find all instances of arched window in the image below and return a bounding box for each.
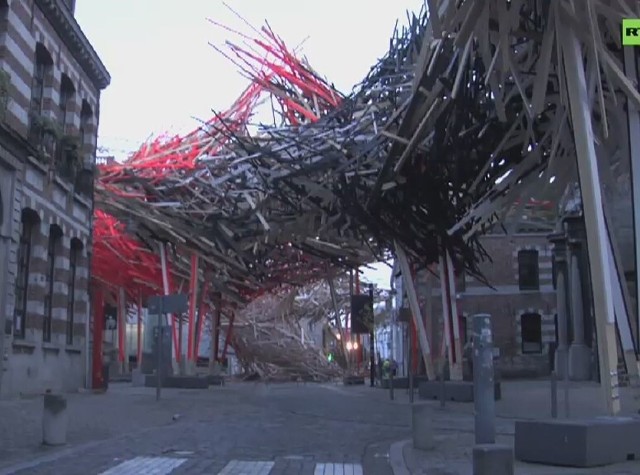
[59,74,75,130]
[14,209,39,339]
[30,43,53,116]
[518,249,539,291]
[79,100,92,151]
[66,238,83,344]
[43,225,62,342]
[521,312,542,354]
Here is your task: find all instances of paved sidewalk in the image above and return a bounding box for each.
[368,380,640,474]
[3,379,640,474]
[0,382,252,467]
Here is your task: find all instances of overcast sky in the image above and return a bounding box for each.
[75,0,420,287]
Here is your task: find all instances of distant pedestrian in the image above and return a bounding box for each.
[382,359,391,378]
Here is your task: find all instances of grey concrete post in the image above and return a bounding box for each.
[568,241,591,380]
[42,394,68,446]
[473,444,514,475]
[412,403,435,450]
[473,314,495,444]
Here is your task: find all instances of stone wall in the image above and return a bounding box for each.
[409,233,557,378]
[2,157,92,397]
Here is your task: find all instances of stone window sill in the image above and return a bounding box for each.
[42,342,61,353]
[65,345,82,354]
[12,340,36,350]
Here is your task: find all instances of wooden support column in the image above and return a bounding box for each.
[213,292,222,363]
[561,23,620,414]
[328,277,348,359]
[194,278,209,360]
[624,46,640,362]
[187,253,199,362]
[395,241,435,380]
[605,213,639,379]
[117,287,126,372]
[137,290,143,365]
[221,311,235,360]
[159,242,180,365]
[440,252,462,380]
[91,287,105,389]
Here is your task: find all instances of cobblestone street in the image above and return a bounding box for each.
[3,380,640,474]
[0,382,409,475]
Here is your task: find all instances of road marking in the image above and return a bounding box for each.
[96,457,363,475]
[314,463,363,475]
[99,456,186,474]
[317,384,363,397]
[218,460,275,475]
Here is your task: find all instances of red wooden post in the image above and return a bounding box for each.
[187,253,199,361]
[221,311,235,360]
[411,318,419,375]
[159,244,180,362]
[194,280,209,358]
[213,292,222,362]
[92,287,105,389]
[137,289,143,365]
[117,288,126,366]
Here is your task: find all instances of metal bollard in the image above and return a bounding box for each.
[42,393,68,446]
[472,314,496,445]
[412,403,435,450]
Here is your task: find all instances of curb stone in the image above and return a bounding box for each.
[389,440,411,475]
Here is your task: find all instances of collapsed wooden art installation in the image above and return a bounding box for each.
[92,1,640,385]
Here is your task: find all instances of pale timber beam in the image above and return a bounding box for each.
[187,253,199,362]
[440,252,462,380]
[395,241,435,380]
[624,47,640,351]
[561,24,620,414]
[159,242,179,370]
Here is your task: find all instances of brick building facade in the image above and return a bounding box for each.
[0,0,109,397]
[403,233,559,378]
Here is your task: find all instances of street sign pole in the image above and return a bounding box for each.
[148,292,188,402]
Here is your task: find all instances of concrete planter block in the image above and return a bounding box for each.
[42,393,68,446]
[514,417,640,467]
[144,375,209,389]
[131,369,145,387]
[207,374,225,386]
[418,380,501,402]
[473,444,514,475]
[342,376,365,385]
[380,377,408,389]
[412,403,435,450]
